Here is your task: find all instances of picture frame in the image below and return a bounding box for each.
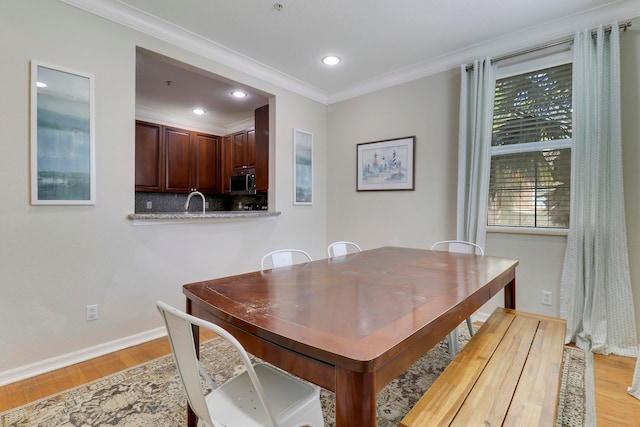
[293,129,313,205]
[30,62,95,205]
[357,136,415,191]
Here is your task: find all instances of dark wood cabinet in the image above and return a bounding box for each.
[246,127,256,168]
[135,121,163,192]
[194,133,219,194]
[135,121,219,194]
[220,134,233,194]
[254,105,269,191]
[232,130,248,170]
[221,104,269,192]
[164,126,192,193]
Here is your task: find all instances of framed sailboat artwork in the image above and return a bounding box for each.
[356,136,415,191]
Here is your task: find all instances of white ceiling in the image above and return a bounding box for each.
[60,0,640,130]
[135,48,270,134]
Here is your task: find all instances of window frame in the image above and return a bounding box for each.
[486,50,573,235]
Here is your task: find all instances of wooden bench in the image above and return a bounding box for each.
[399,307,566,427]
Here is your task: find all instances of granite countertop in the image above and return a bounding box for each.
[128,210,281,223]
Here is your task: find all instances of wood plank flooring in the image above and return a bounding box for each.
[1,331,640,426]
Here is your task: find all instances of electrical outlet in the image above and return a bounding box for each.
[86,304,98,321]
[146,201,152,209]
[541,291,552,306]
[205,201,209,209]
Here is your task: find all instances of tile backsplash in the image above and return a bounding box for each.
[134,192,267,213]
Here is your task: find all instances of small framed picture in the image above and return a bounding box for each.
[30,62,95,205]
[294,129,313,205]
[357,136,415,191]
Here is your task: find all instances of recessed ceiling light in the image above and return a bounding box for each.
[192,108,206,115]
[322,55,341,66]
[231,90,247,98]
[36,81,47,88]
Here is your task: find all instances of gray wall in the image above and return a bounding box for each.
[0,0,327,377]
[2,0,640,381]
[327,19,640,327]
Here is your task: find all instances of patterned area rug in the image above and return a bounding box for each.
[1,329,594,427]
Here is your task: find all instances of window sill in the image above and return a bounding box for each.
[486,226,568,237]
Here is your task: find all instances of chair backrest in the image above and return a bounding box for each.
[261,249,312,271]
[155,301,277,427]
[430,240,485,255]
[327,241,362,258]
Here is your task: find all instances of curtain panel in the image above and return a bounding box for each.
[560,23,637,358]
[456,59,495,248]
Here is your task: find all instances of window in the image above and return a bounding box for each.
[488,61,572,229]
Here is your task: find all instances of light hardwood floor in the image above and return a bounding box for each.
[2,333,640,426]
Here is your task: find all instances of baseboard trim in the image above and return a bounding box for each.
[0,327,167,387]
[0,311,497,387]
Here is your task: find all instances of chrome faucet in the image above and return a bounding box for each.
[184,191,206,214]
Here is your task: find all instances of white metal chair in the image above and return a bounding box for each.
[430,240,484,256]
[327,241,362,258]
[156,301,324,427]
[260,249,312,271]
[430,240,484,358]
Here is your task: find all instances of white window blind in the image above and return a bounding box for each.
[488,63,572,229]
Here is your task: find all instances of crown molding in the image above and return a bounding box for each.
[58,0,329,104]
[59,0,640,106]
[327,1,640,104]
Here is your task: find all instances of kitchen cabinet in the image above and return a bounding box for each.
[135,121,163,192]
[135,121,219,194]
[222,104,269,192]
[193,133,220,194]
[220,134,233,194]
[254,104,269,191]
[164,126,192,192]
[231,128,255,171]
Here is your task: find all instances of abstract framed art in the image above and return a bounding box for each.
[356,136,415,191]
[30,62,95,205]
[293,128,313,205]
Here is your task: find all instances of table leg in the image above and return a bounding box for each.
[504,277,516,309]
[335,367,376,427]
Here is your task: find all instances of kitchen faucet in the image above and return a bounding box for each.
[184,191,206,214]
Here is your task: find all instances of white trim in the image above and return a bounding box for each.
[496,50,573,79]
[57,0,640,105]
[491,139,573,156]
[487,226,569,236]
[0,327,166,387]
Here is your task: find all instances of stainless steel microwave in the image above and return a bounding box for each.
[229,169,256,194]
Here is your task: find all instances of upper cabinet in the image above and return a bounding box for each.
[135,121,219,194]
[254,105,269,192]
[193,133,220,194]
[232,129,254,171]
[221,104,269,193]
[135,121,163,192]
[135,104,268,195]
[164,126,192,192]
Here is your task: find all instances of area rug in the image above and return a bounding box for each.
[0,329,595,427]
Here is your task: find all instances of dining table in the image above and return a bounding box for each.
[183,246,518,427]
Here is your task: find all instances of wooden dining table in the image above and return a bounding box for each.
[183,246,518,427]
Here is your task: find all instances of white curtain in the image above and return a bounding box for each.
[456,59,496,248]
[560,23,637,359]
